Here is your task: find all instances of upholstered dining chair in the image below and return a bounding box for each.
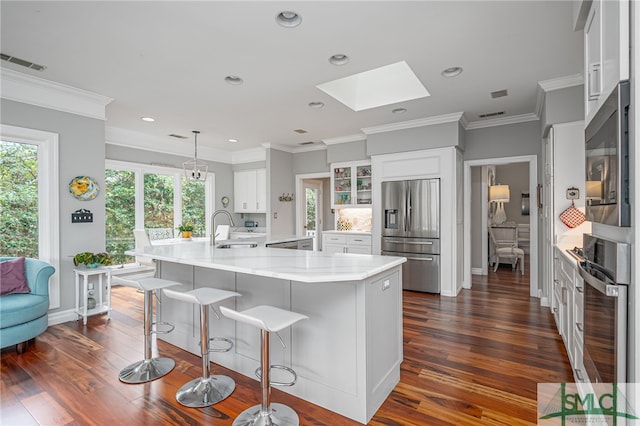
[489,227,525,275]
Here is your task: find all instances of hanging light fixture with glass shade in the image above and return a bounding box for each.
[489,184,510,225]
[183,130,208,181]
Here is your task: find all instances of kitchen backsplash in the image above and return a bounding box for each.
[335,208,372,232]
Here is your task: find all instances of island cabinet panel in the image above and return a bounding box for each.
[366,268,402,408]
[235,273,292,367]
[150,252,404,424]
[291,281,359,395]
[156,262,196,352]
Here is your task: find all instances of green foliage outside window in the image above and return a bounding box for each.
[144,173,175,230]
[0,141,38,258]
[182,178,205,237]
[306,188,316,231]
[105,169,135,264]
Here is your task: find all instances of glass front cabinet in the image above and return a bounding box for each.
[331,161,372,208]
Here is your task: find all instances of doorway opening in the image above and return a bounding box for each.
[463,155,538,298]
[295,172,332,251]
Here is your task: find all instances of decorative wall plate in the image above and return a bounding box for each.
[69,176,99,201]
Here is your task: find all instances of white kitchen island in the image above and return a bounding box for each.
[127,241,405,424]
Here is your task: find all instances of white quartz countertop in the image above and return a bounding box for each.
[127,241,405,283]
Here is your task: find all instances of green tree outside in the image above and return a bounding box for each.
[0,141,38,258]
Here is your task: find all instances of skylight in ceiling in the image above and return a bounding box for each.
[316,61,429,112]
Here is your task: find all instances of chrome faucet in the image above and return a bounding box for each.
[210,209,235,245]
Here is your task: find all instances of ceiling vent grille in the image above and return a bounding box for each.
[299,141,316,145]
[1,53,46,71]
[490,89,508,99]
[293,129,308,134]
[168,134,189,139]
[478,111,505,118]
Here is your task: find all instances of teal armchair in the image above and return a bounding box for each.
[0,257,54,353]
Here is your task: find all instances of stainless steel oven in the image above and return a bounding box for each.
[577,234,630,384]
[585,80,630,227]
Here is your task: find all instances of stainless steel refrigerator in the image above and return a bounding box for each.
[381,179,440,293]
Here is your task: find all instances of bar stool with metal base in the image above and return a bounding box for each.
[163,287,241,408]
[118,277,181,384]
[220,305,309,426]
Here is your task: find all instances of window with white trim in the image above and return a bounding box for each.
[105,160,214,265]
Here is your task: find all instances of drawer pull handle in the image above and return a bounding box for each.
[386,240,433,245]
[576,286,583,293]
[575,368,585,381]
[576,323,584,332]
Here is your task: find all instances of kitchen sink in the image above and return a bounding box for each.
[216,242,258,249]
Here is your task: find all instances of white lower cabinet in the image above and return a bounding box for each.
[553,247,587,382]
[322,232,372,254]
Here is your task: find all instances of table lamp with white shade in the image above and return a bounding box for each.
[490,184,510,225]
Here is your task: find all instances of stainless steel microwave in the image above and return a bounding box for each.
[585,80,630,227]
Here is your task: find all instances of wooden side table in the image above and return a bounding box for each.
[74,266,112,325]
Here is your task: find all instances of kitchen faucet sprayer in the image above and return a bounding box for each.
[211,209,235,245]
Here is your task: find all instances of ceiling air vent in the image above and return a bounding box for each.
[168,134,188,139]
[490,89,508,99]
[478,111,505,118]
[299,141,316,145]
[1,53,46,71]
[294,129,308,134]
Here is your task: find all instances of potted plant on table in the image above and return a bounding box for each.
[177,222,194,239]
[73,252,113,268]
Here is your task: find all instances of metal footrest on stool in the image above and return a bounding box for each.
[208,336,233,353]
[152,320,175,334]
[255,364,298,387]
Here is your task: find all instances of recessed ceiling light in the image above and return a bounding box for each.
[225,75,244,85]
[141,117,155,122]
[228,139,238,143]
[329,54,350,66]
[276,11,302,28]
[392,108,407,114]
[441,66,463,77]
[308,101,324,109]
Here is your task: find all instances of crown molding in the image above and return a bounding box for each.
[535,73,584,118]
[106,126,233,163]
[465,113,539,130]
[0,67,113,120]
[362,112,464,135]
[322,134,366,145]
[538,73,583,92]
[232,147,267,164]
[458,113,470,130]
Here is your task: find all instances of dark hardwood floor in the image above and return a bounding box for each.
[1,262,572,425]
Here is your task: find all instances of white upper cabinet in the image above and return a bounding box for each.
[584,0,629,124]
[331,160,372,208]
[234,169,266,213]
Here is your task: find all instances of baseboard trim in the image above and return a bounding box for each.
[48,309,78,326]
[471,267,484,276]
